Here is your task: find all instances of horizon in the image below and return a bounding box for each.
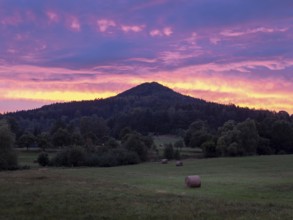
[0,0,292,114]
[1,81,291,115]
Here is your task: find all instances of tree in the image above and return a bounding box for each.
[184,120,213,148]
[52,128,72,148]
[37,132,51,151]
[80,116,109,144]
[163,143,174,159]
[123,133,148,162]
[236,119,259,155]
[201,141,217,158]
[0,120,18,170]
[174,139,185,150]
[37,153,49,166]
[216,119,260,156]
[271,120,293,154]
[18,132,36,151]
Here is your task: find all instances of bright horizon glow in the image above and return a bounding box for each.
[0,0,292,114]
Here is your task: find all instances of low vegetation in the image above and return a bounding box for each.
[0,120,18,170]
[0,154,292,219]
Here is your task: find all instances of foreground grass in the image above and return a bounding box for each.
[0,155,293,219]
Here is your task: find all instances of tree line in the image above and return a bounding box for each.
[1,82,292,169]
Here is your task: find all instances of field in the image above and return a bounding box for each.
[153,135,203,158]
[0,153,293,219]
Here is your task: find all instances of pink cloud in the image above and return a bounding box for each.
[121,25,144,32]
[150,27,173,37]
[46,11,59,23]
[150,29,161,36]
[68,16,81,32]
[1,60,293,114]
[1,13,22,26]
[220,27,289,37]
[209,37,221,45]
[97,19,116,32]
[163,27,173,36]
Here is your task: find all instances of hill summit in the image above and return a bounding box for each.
[117,82,181,98]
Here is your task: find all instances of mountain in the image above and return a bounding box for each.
[118,82,183,98]
[2,82,278,135]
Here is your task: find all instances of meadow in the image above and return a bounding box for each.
[0,153,292,220]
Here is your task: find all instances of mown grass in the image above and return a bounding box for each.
[153,135,203,158]
[0,154,292,219]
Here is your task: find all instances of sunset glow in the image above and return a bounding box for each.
[0,0,292,114]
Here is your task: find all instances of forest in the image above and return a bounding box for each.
[1,82,293,169]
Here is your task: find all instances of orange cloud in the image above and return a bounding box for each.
[0,61,292,114]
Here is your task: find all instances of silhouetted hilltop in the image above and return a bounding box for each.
[3,82,283,135]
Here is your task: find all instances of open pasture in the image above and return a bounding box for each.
[0,154,292,219]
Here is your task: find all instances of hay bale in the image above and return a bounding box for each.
[161,159,168,164]
[176,161,183,166]
[185,175,201,188]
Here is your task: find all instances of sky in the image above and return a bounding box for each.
[0,0,293,114]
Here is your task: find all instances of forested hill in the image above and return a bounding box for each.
[2,82,292,136]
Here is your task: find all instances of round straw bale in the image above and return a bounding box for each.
[161,159,168,164]
[176,161,183,166]
[185,175,201,188]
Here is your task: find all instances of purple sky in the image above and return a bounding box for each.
[0,0,293,113]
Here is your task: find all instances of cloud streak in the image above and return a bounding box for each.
[0,0,292,114]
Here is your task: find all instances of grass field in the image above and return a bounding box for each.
[0,153,293,219]
[153,135,203,158]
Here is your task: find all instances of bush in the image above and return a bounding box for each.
[51,146,86,167]
[123,134,148,161]
[163,144,174,160]
[174,149,181,160]
[94,148,140,167]
[201,141,217,158]
[50,145,140,167]
[0,120,18,170]
[37,153,49,166]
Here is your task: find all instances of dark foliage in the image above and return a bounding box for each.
[1,82,292,159]
[37,153,49,166]
[0,120,18,170]
[163,144,174,160]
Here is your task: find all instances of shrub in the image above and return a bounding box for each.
[37,153,49,166]
[123,134,148,161]
[174,149,181,160]
[0,120,18,170]
[163,144,174,159]
[97,148,140,167]
[50,146,86,167]
[201,141,217,158]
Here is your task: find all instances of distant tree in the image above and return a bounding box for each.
[236,119,259,155]
[119,127,133,140]
[18,132,36,151]
[105,137,120,149]
[37,153,49,166]
[123,133,148,162]
[71,132,83,146]
[271,120,293,154]
[174,139,185,151]
[80,116,109,144]
[257,137,273,155]
[174,148,181,160]
[185,120,213,148]
[163,143,174,160]
[0,120,18,170]
[52,128,72,148]
[37,132,51,151]
[216,119,260,156]
[201,141,217,158]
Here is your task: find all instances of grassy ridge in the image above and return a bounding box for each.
[0,154,292,219]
